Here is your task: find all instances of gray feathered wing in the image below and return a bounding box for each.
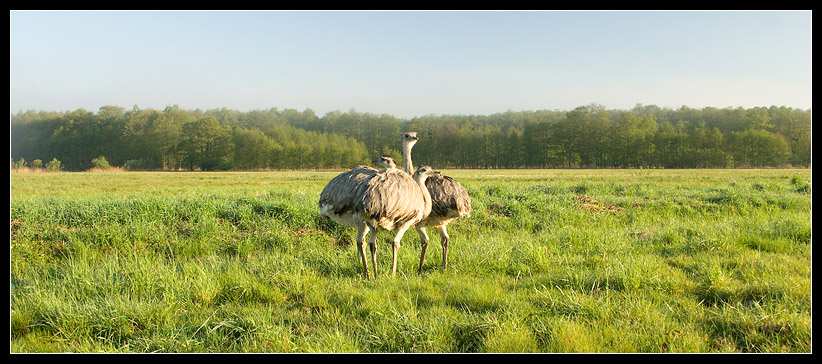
[426,174,472,218]
[319,166,379,216]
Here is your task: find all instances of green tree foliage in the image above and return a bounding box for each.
[45,158,62,172]
[727,129,792,167]
[11,158,26,170]
[232,127,275,170]
[179,117,233,171]
[609,112,657,168]
[9,104,811,171]
[90,156,111,169]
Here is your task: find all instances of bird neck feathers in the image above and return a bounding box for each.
[403,139,416,175]
[413,172,433,216]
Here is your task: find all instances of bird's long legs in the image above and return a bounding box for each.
[391,226,411,277]
[368,226,379,279]
[417,225,451,273]
[355,225,370,278]
[416,226,430,274]
[357,223,418,278]
[437,225,450,270]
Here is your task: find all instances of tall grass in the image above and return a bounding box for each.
[10,169,812,352]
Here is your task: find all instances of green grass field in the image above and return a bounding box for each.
[10,169,812,353]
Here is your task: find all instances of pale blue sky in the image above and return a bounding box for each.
[9,10,812,118]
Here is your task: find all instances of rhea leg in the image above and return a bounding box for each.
[416,226,430,274]
[355,224,370,278]
[391,226,411,277]
[368,226,379,278]
[436,225,451,270]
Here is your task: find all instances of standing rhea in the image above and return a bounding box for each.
[401,132,472,272]
[352,165,438,278]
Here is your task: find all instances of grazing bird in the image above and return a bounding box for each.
[401,132,472,273]
[352,165,438,278]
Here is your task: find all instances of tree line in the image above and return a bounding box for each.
[10,103,811,172]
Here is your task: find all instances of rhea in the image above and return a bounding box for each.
[401,132,472,273]
[351,165,438,278]
[319,136,430,278]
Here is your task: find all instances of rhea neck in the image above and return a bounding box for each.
[403,139,417,175]
[412,170,434,218]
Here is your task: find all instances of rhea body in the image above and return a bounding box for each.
[401,132,472,272]
[352,165,437,278]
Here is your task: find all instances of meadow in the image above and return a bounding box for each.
[10,169,812,353]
